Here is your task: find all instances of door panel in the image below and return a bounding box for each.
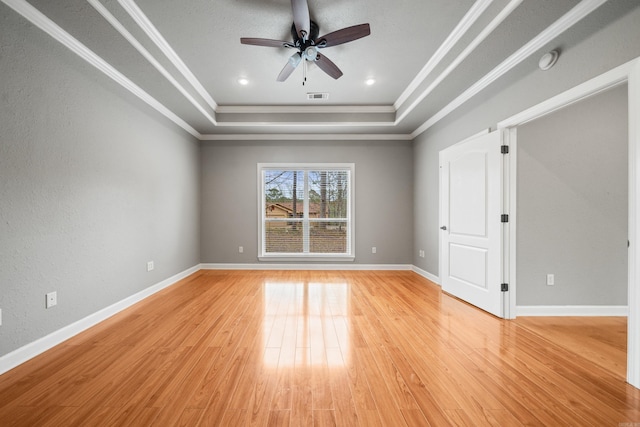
[450,151,487,237]
[440,130,503,317]
[449,244,487,289]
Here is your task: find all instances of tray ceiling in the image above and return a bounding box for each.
[3,0,635,139]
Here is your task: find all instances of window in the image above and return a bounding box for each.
[258,163,354,261]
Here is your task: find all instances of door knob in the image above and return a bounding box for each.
[440,226,447,230]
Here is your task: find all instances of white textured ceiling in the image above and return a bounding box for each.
[4,0,638,139]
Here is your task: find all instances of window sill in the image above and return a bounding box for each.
[258,255,355,262]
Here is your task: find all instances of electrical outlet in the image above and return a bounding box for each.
[46,292,57,309]
[419,250,425,258]
[372,247,377,254]
[0,308,2,326]
[546,274,555,286]
[239,246,244,253]
[147,261,154,272]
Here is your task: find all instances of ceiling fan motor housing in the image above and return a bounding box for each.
[291,20,319,48]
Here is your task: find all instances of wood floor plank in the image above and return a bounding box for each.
[0,270,635,427]
[326,348,359,427]
[267,409,291,427]
[292,347,313,427]
[313,410,337,427]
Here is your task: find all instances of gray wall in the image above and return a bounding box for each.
[0,9,200,356]
[200,140,413,264]
[516,84,628,305]
[413,2,640,283]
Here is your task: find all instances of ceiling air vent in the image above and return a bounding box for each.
[307,92,329,101]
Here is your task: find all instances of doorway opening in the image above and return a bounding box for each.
[498,57,640,388]
[514,83,628,378]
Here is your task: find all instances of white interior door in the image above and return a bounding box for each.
[439,130,504,317]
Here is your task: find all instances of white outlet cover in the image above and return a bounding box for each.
[147,261,154,271]
[46,292,57,308]
[372,247,377,254]
[239,246,244,253]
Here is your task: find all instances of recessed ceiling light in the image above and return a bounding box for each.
[365,78,376,86]
[238,78,249,85]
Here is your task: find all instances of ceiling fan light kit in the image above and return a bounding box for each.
[240,0,371,83]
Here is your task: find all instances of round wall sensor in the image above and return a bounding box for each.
[539,50,559,71]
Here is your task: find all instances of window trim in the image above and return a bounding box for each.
[257,163,355,262]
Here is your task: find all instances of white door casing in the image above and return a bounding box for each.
[440,130,504,318]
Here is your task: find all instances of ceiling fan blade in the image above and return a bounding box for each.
[316,23,371,47]
[241,38,292,48]
[315,54,343,80]
[277,53,302,82]
[291,0,310,40]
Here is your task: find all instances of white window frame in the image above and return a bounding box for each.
[258,163,355,262]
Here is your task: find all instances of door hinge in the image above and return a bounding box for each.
[501,145,509,154]
[501,283,509,292]
[501,214,509,223]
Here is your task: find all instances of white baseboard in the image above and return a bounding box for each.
[0,265,200,376]
[516,305,629,317]
[411,266,440,285]
[200,263,413,271]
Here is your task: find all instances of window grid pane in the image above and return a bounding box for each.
[265,220,303,253]
[309,221,349,253]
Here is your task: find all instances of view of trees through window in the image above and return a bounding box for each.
[263,168,350,255]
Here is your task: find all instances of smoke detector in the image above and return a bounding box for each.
[539,50,559,71]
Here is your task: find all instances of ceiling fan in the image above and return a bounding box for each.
[240,0,371,82]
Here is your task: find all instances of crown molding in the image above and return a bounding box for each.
[215,121,395,128]
[216,105,395,114]
[394,0,494,110]
[118,0,219,113]
[88,0,218,127]
[1,0,200,138]
[199,133,412,141]
[396,0,523,125]
[411,0,609,138]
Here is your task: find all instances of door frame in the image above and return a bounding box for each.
[497,57,640,388]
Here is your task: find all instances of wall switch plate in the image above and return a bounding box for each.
[46,292,57,308]
[239,246,244,253]
[147,261,154,272]
[546,274,555,286]
[419,250,425,258]
[372,247,377,254]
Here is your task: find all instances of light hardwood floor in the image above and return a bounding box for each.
[0,270,638,426]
